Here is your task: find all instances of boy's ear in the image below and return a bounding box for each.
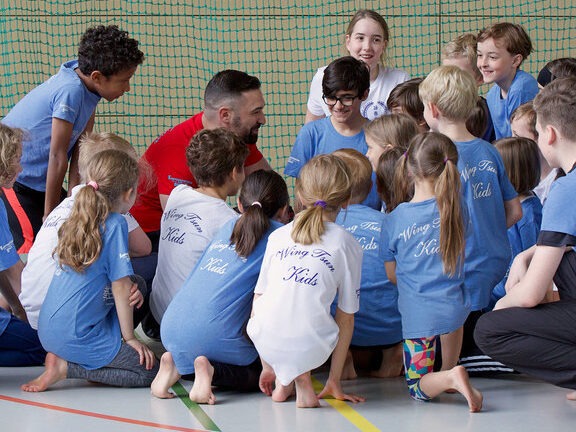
[511,53,523,68]
[360,88,370,101]
[122,187,135,202]
[427,101,440,119]
[89,70,105,84]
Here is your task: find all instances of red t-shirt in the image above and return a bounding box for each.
[131,112,264,232]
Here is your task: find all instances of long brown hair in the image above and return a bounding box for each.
[56,149,139,272]
[398,132,465,276]
[230,170,289,258]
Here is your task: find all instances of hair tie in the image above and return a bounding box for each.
[251,201,262,208]
[87,180,99,191]
[443,157,449,165]
[314,200,327,208]
[403,151,408,158]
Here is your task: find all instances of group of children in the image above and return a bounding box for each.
[0,8,575,413]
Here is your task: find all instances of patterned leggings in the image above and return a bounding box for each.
[403,336,438,401]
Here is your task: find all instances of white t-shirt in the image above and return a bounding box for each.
[150,185,238,322]
[307,64,409,120]
[20,184,140,329]
[533,168,558,205]
[247,222,362,385]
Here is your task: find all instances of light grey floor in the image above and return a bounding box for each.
[1,363,575,432]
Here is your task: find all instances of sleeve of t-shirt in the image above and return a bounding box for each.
[284,125,314,178]
[336,236,362,314]
[379,217,395,263]
[105,216,134,281]
[538,179,576,247]
[123,212,140,233]
[306,68,325,116]
[0,202,19,271]
[506,76,539,120]
[51,84,84,124]
[253,238,275,295]
[244,144,264,167]
[145,138,193,196]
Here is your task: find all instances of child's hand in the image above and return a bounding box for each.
[125,338,156,370]
[128,283,144,309]
[316,377,366,404]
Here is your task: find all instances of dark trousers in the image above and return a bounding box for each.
[474,250,576,390]
[183,358,261,392]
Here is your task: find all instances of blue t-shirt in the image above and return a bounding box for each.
[486,70,539,140]
[491,194,542,305]
[284,117,380,209]
[455,137,518,310]
[334,204,402,346]
[161,218,282,374]
[38,213,133,370]
[539,168,576,241]
[0,199,19,336]
[381,198,471,339]
[2,60,101,191]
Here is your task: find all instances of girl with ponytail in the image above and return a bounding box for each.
[247,154,365,408]
[22,149,157,392]
[153,170,290,404]
[381,132,482,412]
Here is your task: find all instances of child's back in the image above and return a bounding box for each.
[150,128,248,323]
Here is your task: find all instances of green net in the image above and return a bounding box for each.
[1,1,574,173]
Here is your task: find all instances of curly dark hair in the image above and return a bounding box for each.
[78,25,144,76]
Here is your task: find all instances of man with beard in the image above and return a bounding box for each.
[131,70,270,249]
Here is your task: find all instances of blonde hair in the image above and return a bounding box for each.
[395,132,464,276]
[364,113,420,152]
[419,65,478,122]
[0,124,23,187]
[78,131,155,194]
[332,148,372,203]
[441,33,482,82]
[292,155,352,245]
[56,149,139,272]
[510,102,537,139]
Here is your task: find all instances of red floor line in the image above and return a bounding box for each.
[0,394,206,432]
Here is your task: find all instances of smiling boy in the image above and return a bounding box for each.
[476,22,539,139]
[286,56,380,209]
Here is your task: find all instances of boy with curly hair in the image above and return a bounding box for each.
[1,25,144,251]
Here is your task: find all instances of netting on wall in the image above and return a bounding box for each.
[0,1,574,170]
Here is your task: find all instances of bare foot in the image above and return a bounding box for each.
[567,391,576,401]
[295,373,320,408]
[450,366,483,412]
[151,352,181,399]
[342,351,357,380]
[21,353,67,392]
[371,344,404,378]
[259,365,276,396]
[189,356,216,405]
[272,379,295,402]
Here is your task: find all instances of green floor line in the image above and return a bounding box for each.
[171,381,221,432]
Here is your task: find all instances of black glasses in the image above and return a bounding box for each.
[322,94,358,107]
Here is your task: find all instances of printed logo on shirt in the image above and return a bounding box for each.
[199,257,229,275]
[0,240,14,253]
[167,175,195,187]
[276,246,335,272]
[345,222,381,251]
[103,284,114,306]
[398,219,440,242]
[460,160,496,200]
[119,252,130,261]
[57,103,76,115]
[362,101,389,119]
[163,209,203,233]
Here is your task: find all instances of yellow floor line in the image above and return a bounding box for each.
[311,376,381,432]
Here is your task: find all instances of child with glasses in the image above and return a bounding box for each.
[285,56,380,209]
